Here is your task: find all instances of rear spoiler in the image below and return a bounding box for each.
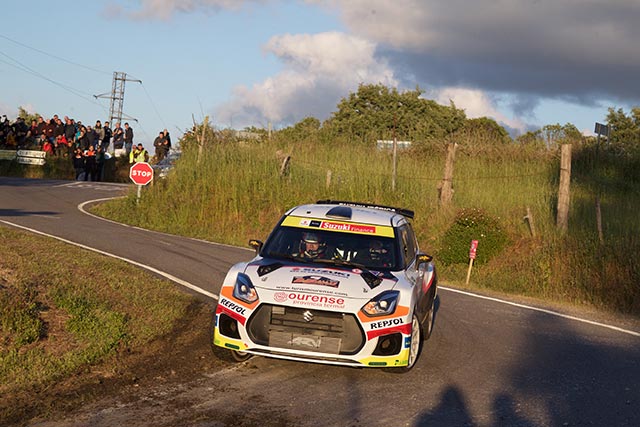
[315,199,415,219]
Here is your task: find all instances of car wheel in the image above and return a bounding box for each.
[209,309,253,363]
[387,314,422,373]
[423,296,435,341]
[406,315,422,369]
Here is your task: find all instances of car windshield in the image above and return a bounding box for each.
[262,225,399,270]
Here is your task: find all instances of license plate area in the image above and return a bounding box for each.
[268,330,342,354]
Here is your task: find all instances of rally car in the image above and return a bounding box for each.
[211,200,438,371]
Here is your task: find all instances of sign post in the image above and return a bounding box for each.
[129,162,154,203]
[465,240,478,285]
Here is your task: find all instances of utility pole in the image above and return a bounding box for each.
[94,71,142,125]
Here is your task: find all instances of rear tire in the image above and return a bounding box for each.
[422,296,435,341]
[209,307,253,363]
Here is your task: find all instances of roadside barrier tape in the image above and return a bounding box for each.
[0,219,218,301]
[440,286,640,338]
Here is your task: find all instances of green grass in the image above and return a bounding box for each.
[0,226,193,396]
[91,135,640,315]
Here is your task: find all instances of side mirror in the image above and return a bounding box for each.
[249,239,263,256]
[415,253,433,269]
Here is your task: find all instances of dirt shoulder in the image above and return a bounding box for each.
[2,301,222,427]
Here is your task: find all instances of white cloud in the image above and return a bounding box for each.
[432,87,526,132]
[111,0,639,131]
[215,32,398,127]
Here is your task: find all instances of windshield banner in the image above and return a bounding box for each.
[282,216,394,237]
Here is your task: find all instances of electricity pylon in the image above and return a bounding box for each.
[94,71,142,125]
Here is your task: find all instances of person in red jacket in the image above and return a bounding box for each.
[42,138,54,156]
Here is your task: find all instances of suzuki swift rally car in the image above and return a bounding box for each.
[211,201,438,371]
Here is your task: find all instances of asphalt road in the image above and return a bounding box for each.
[1,177,639,427]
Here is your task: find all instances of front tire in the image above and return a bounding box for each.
[386,314,422,373]
[406,315,422,369]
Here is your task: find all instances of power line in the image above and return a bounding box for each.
[0,33,111,76]
[0,49,108,114]
[140,82,168,130]
[1,33,168,135]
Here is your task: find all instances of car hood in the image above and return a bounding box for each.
[244,258,399,300]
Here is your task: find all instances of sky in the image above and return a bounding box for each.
[1,0,638,146]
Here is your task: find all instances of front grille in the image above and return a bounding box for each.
[246,304,365,355]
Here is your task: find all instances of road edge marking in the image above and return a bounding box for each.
[0,219,218,301]
[5,194,638,338]
[440,286,640,337]
[77,197,253,252]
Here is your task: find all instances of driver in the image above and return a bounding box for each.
[364,240,392,267]
[297,232,326,260]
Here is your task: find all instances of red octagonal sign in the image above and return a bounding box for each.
[129,162,154,186]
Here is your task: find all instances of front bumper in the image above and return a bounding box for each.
[214,302,412,368]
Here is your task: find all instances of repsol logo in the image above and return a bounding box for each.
[220,298,247,316]
[369,318,403,329]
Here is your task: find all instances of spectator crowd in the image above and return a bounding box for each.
[0,113,172,181]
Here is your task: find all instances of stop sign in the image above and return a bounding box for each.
[129,162,154,186]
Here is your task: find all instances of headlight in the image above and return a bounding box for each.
[361,291,399,317]
[233,273,258,304]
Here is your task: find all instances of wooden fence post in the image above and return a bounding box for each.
[197,115,208,165]
[596,195,604,244]
[438,142,457,206]
[524,206,537,237]
[326,170,332,189]
[556,144,572,233]
[280,156,291,177]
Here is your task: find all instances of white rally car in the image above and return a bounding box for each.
[211,201,438,371]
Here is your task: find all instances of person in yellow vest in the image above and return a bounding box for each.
[129,143,149,163]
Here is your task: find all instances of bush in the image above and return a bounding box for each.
[438,208,508,265]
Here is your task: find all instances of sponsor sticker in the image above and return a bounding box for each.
[274,292,288,302]
[292,275,339,287]
[369,318,404,330]
[272,292,345,309]
[320,221,376,234]
[219,298,247,316]
[290,267,350,278]
[275,285,348,297]
[283,216,394,237]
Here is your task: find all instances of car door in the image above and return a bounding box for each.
[399,224,429,321]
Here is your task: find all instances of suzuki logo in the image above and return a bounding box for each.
[303,310,314,323]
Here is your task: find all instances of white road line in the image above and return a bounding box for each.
[77,197,253,252]
[440,286,640,337]
[5,190,638,338]
[0,219,219,301]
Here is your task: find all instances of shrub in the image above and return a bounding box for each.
[438,208,508,265]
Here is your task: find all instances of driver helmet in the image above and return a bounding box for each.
[369,240,389,262]
[301,232,325,258]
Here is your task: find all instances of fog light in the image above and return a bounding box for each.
[219,314,241,339]
[373,333,402,356]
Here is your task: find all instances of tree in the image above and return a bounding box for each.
[17,106,41,124]
[324,83,466,144]
[607,107,640,150]
[540,123,583,149]
[455,117,511,145]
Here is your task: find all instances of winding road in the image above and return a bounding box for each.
[1,176,639,427]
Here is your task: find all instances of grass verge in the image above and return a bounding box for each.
[90,138,640,316]
[0,225,195,423]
